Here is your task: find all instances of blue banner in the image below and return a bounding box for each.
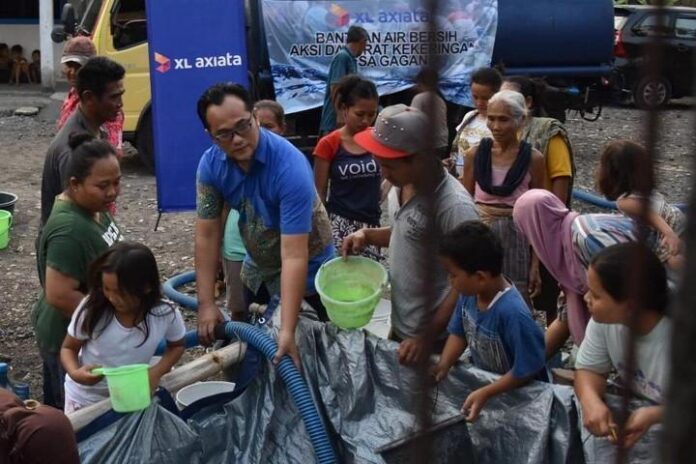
[261,0,498,114]
[146,0,249,212]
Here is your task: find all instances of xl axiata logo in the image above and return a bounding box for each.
[154,52,170,73]
[153,51,243,73]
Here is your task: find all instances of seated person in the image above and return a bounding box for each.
[432,221,547,422]
[29,49,40,84]
[575,243,670,450]
[10,45,31,85]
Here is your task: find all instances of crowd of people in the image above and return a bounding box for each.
[2,28,686,461]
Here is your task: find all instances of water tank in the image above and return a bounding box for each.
[493,0,614,71]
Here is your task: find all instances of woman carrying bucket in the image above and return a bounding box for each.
[32,133,123,409]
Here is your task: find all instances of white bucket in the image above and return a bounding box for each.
[175,381,236,409]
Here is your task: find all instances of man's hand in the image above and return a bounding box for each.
[397,336,430,365]
[70,364,103,386]
[197,302,224,346]
[582,398,617,439]
[623,406,662,449]
[273,329,301,368]
[341,230,367,258]
[462,387,490,422]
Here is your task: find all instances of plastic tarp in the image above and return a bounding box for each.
[77,318,661,463]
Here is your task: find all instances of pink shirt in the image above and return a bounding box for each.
[474,165,531,207]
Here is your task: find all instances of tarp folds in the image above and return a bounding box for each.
[77,319,660,463]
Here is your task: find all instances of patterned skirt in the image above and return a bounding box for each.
[329,213,384,263]
[477,203,530,299]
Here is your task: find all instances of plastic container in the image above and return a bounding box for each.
[0,210,12,250]
[0,363,9,391]
[92,364,151,412]
[175,381,236,409]
[315,256,388,329]
[0,192,17,216]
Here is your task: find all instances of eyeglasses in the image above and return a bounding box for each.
[212,115,254,142]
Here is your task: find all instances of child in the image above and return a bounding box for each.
[9,45,31,85]
[598,140,685,271]
[432,221,547,422]
[29,49,41,84]
[60,242,186,414]
[449,67,503,176]
[575,243,670,450]
[0,44,10,83]
[313,74,382,262]
[254,99,286,134]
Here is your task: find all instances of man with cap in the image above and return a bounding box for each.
[40,56,125,226]
[342,104,478,365]
[57,36,124,156]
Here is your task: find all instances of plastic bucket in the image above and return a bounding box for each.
[175,381,236,409]
[0,192,18,216]
[0,210,12,250]
[92,364,151,412]
[315,256,388,329]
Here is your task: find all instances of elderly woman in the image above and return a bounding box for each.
[461,90,546,302]
[32,133,123,409]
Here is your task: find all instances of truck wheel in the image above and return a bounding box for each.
[136,111,155,174]
[633,76,671,109]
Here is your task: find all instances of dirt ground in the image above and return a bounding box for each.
[0,90,693,401]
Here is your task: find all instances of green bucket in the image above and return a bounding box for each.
[92,364,151,412]
[315,256,388,329]
[0,210,12,250]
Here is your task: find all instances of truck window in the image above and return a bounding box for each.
[111,0,147,50]
[634,13,673,37]
[675,17,696,40]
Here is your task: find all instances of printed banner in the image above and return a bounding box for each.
[146,0,249,211]
[261,0,498,114]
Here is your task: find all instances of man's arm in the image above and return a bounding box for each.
[195,181,224,345]
[273,233,310,367]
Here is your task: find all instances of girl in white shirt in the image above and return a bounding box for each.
[60,242,186,413]
[575,243,671,450]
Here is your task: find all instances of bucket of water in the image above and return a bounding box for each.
[315,256,388,329]
[0,210,12,250]
[92,364,151,412]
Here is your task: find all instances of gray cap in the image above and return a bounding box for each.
[61,36,96,66]
[354,104,428,158]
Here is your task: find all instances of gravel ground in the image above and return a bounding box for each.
[0,95,693,402]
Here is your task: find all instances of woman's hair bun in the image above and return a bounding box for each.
[68,132,96,150]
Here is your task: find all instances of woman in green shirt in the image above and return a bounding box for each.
[33,133,123,409]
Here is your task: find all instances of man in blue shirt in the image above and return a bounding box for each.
[195,83,334,365]
[319,25,369,134]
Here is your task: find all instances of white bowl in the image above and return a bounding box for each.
[175,381,236,409]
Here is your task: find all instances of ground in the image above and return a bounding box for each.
[0,86,692,401]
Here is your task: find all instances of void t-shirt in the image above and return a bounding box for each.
[447,285,547,380]
[576,317,671,403]
[313,130,381,225]
[64,299,186,406]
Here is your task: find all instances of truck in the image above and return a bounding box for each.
[52,0,614,172]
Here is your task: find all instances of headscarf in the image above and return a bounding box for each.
[513,189,589,343]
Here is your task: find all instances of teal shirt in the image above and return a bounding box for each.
[223,209,247,261]
[319,46,358,133]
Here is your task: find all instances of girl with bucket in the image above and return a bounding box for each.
[60,242,186,413]
[32,134,123,409]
